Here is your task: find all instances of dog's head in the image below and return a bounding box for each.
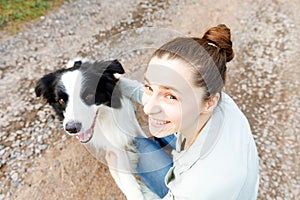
[35,59,125,143]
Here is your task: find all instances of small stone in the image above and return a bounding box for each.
[29,88,35,94]
[61,135,67,142]
[12,181,19,188]
[44,33,50,38]
[37,135,43,144]
[38,144,48,150]
[0,149,6,157]
[2,151,10,160]
[11,172,18,182]
[10,153,16,159]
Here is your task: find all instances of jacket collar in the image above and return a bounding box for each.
[172,103,225,175]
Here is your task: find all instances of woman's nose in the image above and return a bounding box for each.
[143,95,161,115]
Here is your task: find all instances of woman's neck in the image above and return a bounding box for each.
[182,112,212,150]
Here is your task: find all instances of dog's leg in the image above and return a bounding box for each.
[106,151,145,200]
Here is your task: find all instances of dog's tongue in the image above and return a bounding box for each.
[77,133,86,142]
[77,129,92,143]
[76,111,98,143]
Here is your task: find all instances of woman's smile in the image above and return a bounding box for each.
[149,117,171,127]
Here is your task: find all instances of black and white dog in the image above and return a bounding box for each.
[35,59,148,199]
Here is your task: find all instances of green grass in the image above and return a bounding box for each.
[0,0,65,34]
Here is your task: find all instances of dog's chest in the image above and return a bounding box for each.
[91,108,132,150]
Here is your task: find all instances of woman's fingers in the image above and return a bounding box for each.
[113,73,122,80]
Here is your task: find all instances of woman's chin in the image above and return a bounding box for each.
[148,119,177,137]
[149,127,174,138]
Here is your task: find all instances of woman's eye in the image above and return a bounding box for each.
[144,84,153,93]
[166,94,177,100]
[58,99,65,105]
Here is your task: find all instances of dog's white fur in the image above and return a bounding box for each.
[61,60,147,199]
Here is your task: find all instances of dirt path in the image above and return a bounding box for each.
[0,0,299,199]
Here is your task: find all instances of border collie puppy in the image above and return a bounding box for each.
[35,59,146,199]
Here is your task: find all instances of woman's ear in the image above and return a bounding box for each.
[202,93,220,114]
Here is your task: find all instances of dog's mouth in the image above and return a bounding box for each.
[76,111,98,143]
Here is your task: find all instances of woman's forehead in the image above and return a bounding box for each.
[145,57,193,87]
[146,58,205,102]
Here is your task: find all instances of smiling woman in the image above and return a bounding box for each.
[114,24,259,200]
[0,0,64,33]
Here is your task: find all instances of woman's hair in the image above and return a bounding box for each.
[150,24,234,100]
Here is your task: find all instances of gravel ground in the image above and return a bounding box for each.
[0,0,299,199]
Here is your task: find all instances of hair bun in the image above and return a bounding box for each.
[202,24,234,62]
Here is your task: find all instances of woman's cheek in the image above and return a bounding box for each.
[164,103,182,125]
[142,93,149,106]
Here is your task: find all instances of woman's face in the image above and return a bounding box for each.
[142,56,207,138]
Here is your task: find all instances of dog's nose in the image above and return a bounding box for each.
[65,121,82,134]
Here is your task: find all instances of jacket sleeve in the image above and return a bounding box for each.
[236,138,259,200]
[118,77,144,105]
[138,181,174,200]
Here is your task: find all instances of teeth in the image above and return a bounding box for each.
[151,118,168,125]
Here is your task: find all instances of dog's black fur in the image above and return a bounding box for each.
[35,59,125,119]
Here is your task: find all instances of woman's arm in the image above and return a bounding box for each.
[117,77,144,105]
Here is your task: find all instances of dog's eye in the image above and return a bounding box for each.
[85,94,94,102]
[58,99,65,105]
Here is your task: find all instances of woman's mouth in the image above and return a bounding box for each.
[149,117,171,128]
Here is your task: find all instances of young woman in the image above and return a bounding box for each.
[113,24,259,199]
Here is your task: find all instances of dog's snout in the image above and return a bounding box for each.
[65,121,82,134]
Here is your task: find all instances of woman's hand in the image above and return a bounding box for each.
[113,73,122,80]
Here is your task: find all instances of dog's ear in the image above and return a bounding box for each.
[73,60,82,68]
[92,60,124,108]
[103,59,125,75]
[35,72,65,120]
[35,73,57,104]
[66,58,83,69]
